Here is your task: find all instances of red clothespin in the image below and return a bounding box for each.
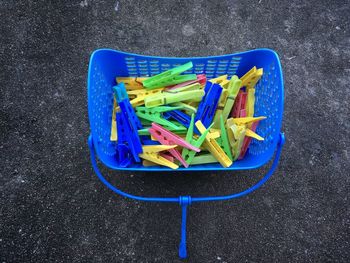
[231,90,247,118]
[149,123,201,167]
[166,74,207,90]
[238,121,259,160]
[160,152,175,163]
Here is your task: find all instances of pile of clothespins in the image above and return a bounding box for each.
[110,62,265,169]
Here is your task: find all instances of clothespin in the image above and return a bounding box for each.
[226,117,264,160]
[231,116,266,125]
[209,75,230,88]
[238,121,259,160]
[144,88,205,108]
[182,114,212,165]
[110,98,118,141]
[142,159,158,167]
[246,88,255,118]
[212,76,242,128]
[127,88,164,108]
[139,145,179,169]
[195,120,233,167]
[166,74,206,90]
[138,126,187,136]
[220,75,242,123]
[170,102,197,114]
[142,138,161,145]
[231,90,247,118]
[116,77,148,90]
[113,83,143,162]
[116,112,132,167]
[160,152,175,163]
[136,106,186,130]
[165,83,201,93]
[240,67,263,89]
[163,110,191,129]
[216,115,233,161]
[190,153,218,165]
[195,82,223,129]
[142,62,197,90]
[227,122,246,161]
[149,123,201,168]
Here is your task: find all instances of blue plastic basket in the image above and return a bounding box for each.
[87,48,285,258]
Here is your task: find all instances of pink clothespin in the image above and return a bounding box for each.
[231,90,247,118]
[238,121,259,159]
[149,123,200,167]
[240,109,247,118]
[166,74,206,90]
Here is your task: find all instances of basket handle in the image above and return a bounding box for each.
[88,132,285,259]
[191,132,285,203]
[88,134,179,203]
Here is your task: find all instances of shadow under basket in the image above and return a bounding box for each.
[87,48,285,259]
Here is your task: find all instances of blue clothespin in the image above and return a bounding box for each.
[116,112,132,167]
[113,83,143,163]
[163,110,191,129]
[195,82,223,129]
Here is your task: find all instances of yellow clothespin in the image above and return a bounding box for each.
[226,122,246,160]
[226,118,265,160]
[195,120,233,168]
[231,116,267,125]
[127,88,164,108]
[142,159,158,167]
[209,75,230,88]
[239,67,262,119]
[116,77,148,90]
[207,129,221,139]
[245,129,264,141]
[139,145,179,169]
[110,99,118,141]
[240,67,263,89]
[246,88,255,117]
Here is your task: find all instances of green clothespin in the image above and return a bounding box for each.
[165,83,201,93]
[142,62,197,90]
[190,153,218,165]
[145,89,205,108]
[216,115,233,161]
[222,75,242,122]
[136,106,186,130]
[171,102,197,114]
[140,119,152,126]
[138,125,187,136]
[213,75,242,128]
[182,114,212,165]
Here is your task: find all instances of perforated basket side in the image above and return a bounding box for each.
[250,60,282,156]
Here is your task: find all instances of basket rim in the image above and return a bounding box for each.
[89,47,281,62]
